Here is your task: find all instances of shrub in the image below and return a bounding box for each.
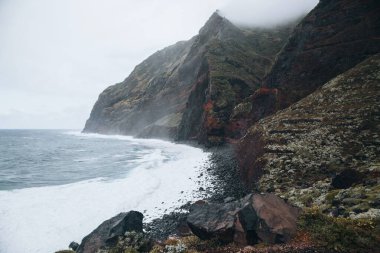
[298,207,380,252]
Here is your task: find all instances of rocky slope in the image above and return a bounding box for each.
[240,0,380,124]
[84,12,295,145]
[235,0,380,220]
[238,54,380,218]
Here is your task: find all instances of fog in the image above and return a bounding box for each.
[221,0,318,27]
[0,0,318,129]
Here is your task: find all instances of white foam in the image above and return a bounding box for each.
[0,133,211,253]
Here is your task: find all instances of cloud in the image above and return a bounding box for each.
[220,0,318,27]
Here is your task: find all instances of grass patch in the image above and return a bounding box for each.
[298,207,380,252]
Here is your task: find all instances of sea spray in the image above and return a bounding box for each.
[0,130,211,253]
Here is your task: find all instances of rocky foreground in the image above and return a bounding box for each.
[60,0,380,252]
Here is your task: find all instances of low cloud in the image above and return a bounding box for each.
[220,0,318,27]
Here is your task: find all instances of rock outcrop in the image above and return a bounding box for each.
[238,54,380,218]
[187,193,300,245]
[68,242,79,251]
[84,12,295,145]
[76,211,144,253]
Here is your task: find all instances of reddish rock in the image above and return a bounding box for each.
[248,194,300,244]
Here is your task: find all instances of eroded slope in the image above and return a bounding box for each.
[238,54,380,218]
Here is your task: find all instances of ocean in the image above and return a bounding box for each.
[0,130,210,253]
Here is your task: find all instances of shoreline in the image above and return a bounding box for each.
[62,132,249,245]
[0,131,214,253]
[143,141,251,241]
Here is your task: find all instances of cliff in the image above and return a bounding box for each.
[238,53,380,217]
[83,12,294,145]
[236,0,380,216]
[245,0,380,123]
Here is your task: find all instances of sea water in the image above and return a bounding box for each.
[0,130,210,253]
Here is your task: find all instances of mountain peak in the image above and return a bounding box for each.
[198,11,239,39]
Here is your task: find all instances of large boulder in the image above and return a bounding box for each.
[187,194,300,245]
[76,211,143,253]
[187,199,242,243]
[236,194,300,244]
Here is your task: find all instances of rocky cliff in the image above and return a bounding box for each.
[236,0,380,217]
[238,53,380,218]
[83,12,294,145]
[244,0,380,123]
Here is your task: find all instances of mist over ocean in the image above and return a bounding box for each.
[0,130,210,253]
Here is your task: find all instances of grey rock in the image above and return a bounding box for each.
[187,193,300,245]
[76,211,143,253]
[68,241,79,251]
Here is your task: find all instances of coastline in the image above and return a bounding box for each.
[143,142,251,241]
[0,131,214,253]
[59,132,248,246]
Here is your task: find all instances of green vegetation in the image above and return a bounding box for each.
[299,207,380,252]
[147,236,225,253]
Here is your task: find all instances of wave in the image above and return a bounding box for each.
[0,133,211,253]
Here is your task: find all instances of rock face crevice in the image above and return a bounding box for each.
[84,12,294,145]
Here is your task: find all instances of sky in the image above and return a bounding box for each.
[0,0,318,129]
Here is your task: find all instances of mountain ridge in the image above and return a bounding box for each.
[84,12,294,145]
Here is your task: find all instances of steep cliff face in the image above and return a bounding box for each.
[238,0,380,126]
[83,38,195,137]
[238,54,380,218]
[84,12,294,144]
[235,0,380,217]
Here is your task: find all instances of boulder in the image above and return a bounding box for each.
[331,169,364,189]
[187,194,300,245]
[76,211,143,253]
[187,199,242,243]
[68,241,79,251]
[240,194,300,244]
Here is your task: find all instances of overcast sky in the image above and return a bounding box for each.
[0,0,318,129]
